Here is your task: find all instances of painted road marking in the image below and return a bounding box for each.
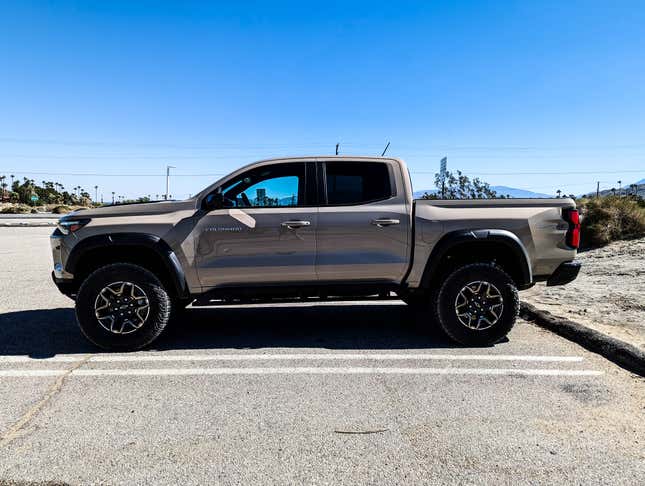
[0,353,585,364]
[0,367,603,378]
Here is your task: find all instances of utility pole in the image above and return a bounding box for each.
[335,143,339,155]
[596,181,600,198]
[165,165,175,200]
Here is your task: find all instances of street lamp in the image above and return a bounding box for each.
[165,165,176,200]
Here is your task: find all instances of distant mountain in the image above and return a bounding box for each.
[412,186,551,199]
[412,189,437,199]
[490,186,552,198]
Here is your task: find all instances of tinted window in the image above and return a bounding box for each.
[325,162,392,205]
[221,163,305,207]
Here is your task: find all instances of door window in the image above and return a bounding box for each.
[220,163,306,208]
[324,162,392,205]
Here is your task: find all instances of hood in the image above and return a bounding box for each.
[65,199,198,219]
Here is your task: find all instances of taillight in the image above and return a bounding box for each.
[563,209,580,249]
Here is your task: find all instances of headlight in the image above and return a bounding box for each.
[57,218,91,235]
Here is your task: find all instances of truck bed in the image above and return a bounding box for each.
[405,198,577,288]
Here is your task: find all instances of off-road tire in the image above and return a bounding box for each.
[436,263,519,346]
[75,263,172,350]
[169,297,192,326]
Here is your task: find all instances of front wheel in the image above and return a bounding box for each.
[75,263,172,350]
[436,263,519,346]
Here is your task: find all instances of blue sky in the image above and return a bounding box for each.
[1,0,644,200]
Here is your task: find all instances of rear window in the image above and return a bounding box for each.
[324,162,392,205]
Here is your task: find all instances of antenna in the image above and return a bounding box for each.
[381,141,390,156]
[335,143,340,155]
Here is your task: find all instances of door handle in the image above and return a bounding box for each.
[371,218,400,227]
[281,220,311,229]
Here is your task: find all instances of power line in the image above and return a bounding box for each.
[410,169,645,176]
[3,136,645,151]
[2,169,643,177]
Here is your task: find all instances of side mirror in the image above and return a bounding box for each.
[203,190,224,211]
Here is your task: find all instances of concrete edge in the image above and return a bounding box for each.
[520,302,645,377]
[0,222,57,227]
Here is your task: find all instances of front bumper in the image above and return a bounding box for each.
[50,230,76,298]
[51,271,77,299]
[546,260,581,286]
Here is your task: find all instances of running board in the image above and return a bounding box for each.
[191,293,401,307]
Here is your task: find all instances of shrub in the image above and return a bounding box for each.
[579,196,645,248]
[52,205,73,214]
[0,204,31,214]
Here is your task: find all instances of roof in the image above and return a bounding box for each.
[249,155,403,164]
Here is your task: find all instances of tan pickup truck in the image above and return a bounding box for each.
[51,156,581,350]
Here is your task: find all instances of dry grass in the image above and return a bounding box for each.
[0,203,90,214]
[578,196,645,249]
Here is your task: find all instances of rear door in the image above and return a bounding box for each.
[193,161,318,288]
[316,160,410,283]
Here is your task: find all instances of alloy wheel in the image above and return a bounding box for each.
[454,280,504,330]
[94,281,150,335]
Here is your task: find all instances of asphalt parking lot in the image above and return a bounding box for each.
[0,228,643,485]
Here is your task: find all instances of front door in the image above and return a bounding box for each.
[193,162,318,288]
[316,160,410,283]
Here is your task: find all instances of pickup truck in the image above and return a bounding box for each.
[51,156,581,350]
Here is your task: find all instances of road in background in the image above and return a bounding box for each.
[0,228,643,484]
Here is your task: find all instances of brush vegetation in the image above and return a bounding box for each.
[578,196,645,248]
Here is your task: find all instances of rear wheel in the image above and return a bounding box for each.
[75,263,172,350]
[436,263,519,346]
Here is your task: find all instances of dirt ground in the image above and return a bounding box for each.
[523,238,645,349]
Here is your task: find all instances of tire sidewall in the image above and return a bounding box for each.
[76,264,171,350]
[437,264,519,346]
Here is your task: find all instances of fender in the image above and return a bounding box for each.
[420,229,533,289]
[66,233,189,297]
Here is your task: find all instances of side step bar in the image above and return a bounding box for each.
[192,293,401,307]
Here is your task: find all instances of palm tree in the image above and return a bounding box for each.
[556,189,562,198]
[94,185,98,202]
[10,174,14,190]
[617,180,622,196]
[111,191,115,204]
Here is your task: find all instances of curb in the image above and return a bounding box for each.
[0,222,57,227]
[520,302,645,377]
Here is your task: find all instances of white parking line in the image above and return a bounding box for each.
[0,353,585,363]
[0,370,65,377]
[0,367,603,378]
[91,353,585,363]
